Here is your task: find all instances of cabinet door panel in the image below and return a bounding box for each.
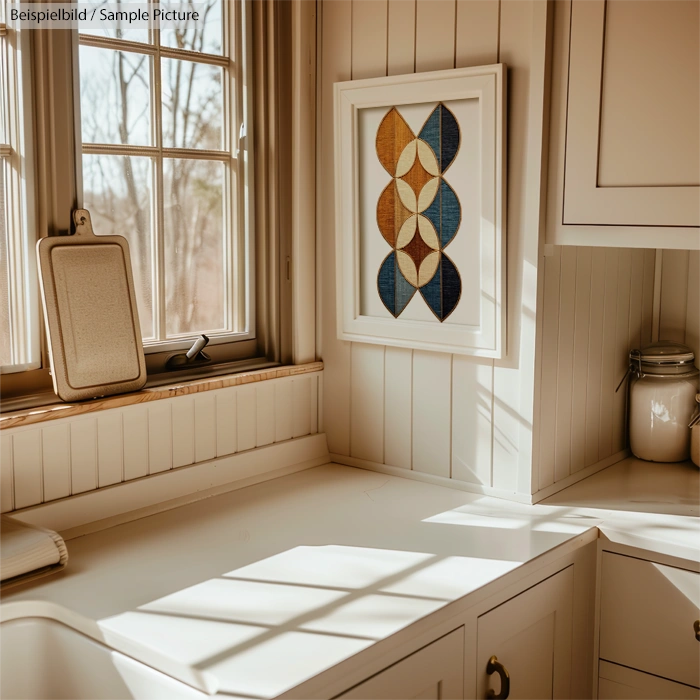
[564,0,699,228]
[476,567,573,699]
[336,627,464,700]
[599,661,699,700]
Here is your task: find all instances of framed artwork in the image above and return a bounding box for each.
[334,65,506,357]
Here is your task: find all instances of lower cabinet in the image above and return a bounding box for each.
[336,627,465,700]
[598,661,699,700]
[476,567,574,699]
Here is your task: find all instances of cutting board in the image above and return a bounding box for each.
[37,209,147,401]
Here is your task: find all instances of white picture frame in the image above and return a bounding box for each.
[334,65,506,358]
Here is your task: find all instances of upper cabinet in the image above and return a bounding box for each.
[547,0,700,249]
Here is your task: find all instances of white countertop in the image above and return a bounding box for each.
[3,464,603,699]
[542,456,700,563]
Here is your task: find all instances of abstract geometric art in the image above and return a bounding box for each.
[376,104,461,322]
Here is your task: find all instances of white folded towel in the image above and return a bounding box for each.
[0,515,68,583]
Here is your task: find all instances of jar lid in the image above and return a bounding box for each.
[632,340,695,365]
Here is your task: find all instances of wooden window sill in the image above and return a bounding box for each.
[0,362,323,430]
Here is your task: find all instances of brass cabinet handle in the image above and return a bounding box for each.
[486,655,510,700]
[695,620,700,641]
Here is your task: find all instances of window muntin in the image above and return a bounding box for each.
[78,0,252,352]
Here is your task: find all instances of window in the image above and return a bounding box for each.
[1,0,293,408]
[0,10,39,375]
[78,0,254,355]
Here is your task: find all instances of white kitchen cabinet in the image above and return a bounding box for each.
[476,567,574,699]
[546,0,700,249]
[598,552,700,691]
[598,661,699,700]
[336,627,464,700]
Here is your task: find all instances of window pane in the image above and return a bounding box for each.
[160,0,222,55]
[82,154,155,340]
[162,59,222,150]
[164,159,225,337]
[0,164,11,366]
[79,0,150,44]
[80,46,151,146]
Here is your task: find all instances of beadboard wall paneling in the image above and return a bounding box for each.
[534,247,655,496]
[321,0,550,499]
[1,373,322,513]
[659,249,700,359]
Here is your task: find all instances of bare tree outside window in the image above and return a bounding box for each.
[80,0,238,346]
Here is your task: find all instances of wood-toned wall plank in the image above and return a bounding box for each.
[685,251,700,358]
[70,418,97,495]
[255,382,276,447]
[237,385,257,452]
[171,398,195,469]
[215,389,237,457]
[122,406,148,481]
[659,249,690,344]
[384,347,413,470]
[292,376,313,439]
[13,430,43,508]
[387,0,416,75]
[452,356,493,485]
[554,246,577,483]
[320,0,352,457]
[538,248,561,490]
[97,411,123,487]
[415,0,456,71]
[1,432,13,512]
[569,247,592,474]
[584,248,606,467]
[352,0,388,79]
[612,250,632,454]
[455,0,500,67]
[598,249,619,458]
[41,423,71,501]
[147,402,172,474]
[412,351,451,477]
[350,344,385,463]
[274,380,294,443]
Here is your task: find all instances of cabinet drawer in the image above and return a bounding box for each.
[599,553,700,688]
[335,627,464,700]
[599,661,699,700]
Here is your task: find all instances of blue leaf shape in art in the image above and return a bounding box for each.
[422,179,461,249]
[419,253,461,321]
[418,104,460,174]
[378,251,416,317]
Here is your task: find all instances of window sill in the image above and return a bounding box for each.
[0,362,323,430]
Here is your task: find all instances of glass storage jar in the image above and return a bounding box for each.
[628,341,699,462]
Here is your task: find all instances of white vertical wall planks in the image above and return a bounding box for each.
[215,389,238,457]
[387,0,416,76]
[97,411,123,487]
[455,0,500,68]
[13,431,43,508]
[41,423,71,501]
[122,405,149,481]
[70,419,97,495]
[255,383,276,448]
[1,373,323,512]
[350,344,385,464]
[412,351,451,478]
[351,0,388,80]
[148,402,172,474]
[194,393,217,463]
[171,398,195,469]
[415,0,456,72]
[384,347,413,470]
[236,385,257,452]
[1,432,13,512]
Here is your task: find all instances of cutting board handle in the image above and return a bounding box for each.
[73,209,95,236]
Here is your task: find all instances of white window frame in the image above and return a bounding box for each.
[0,13,40,374]
[75,0,256,355]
